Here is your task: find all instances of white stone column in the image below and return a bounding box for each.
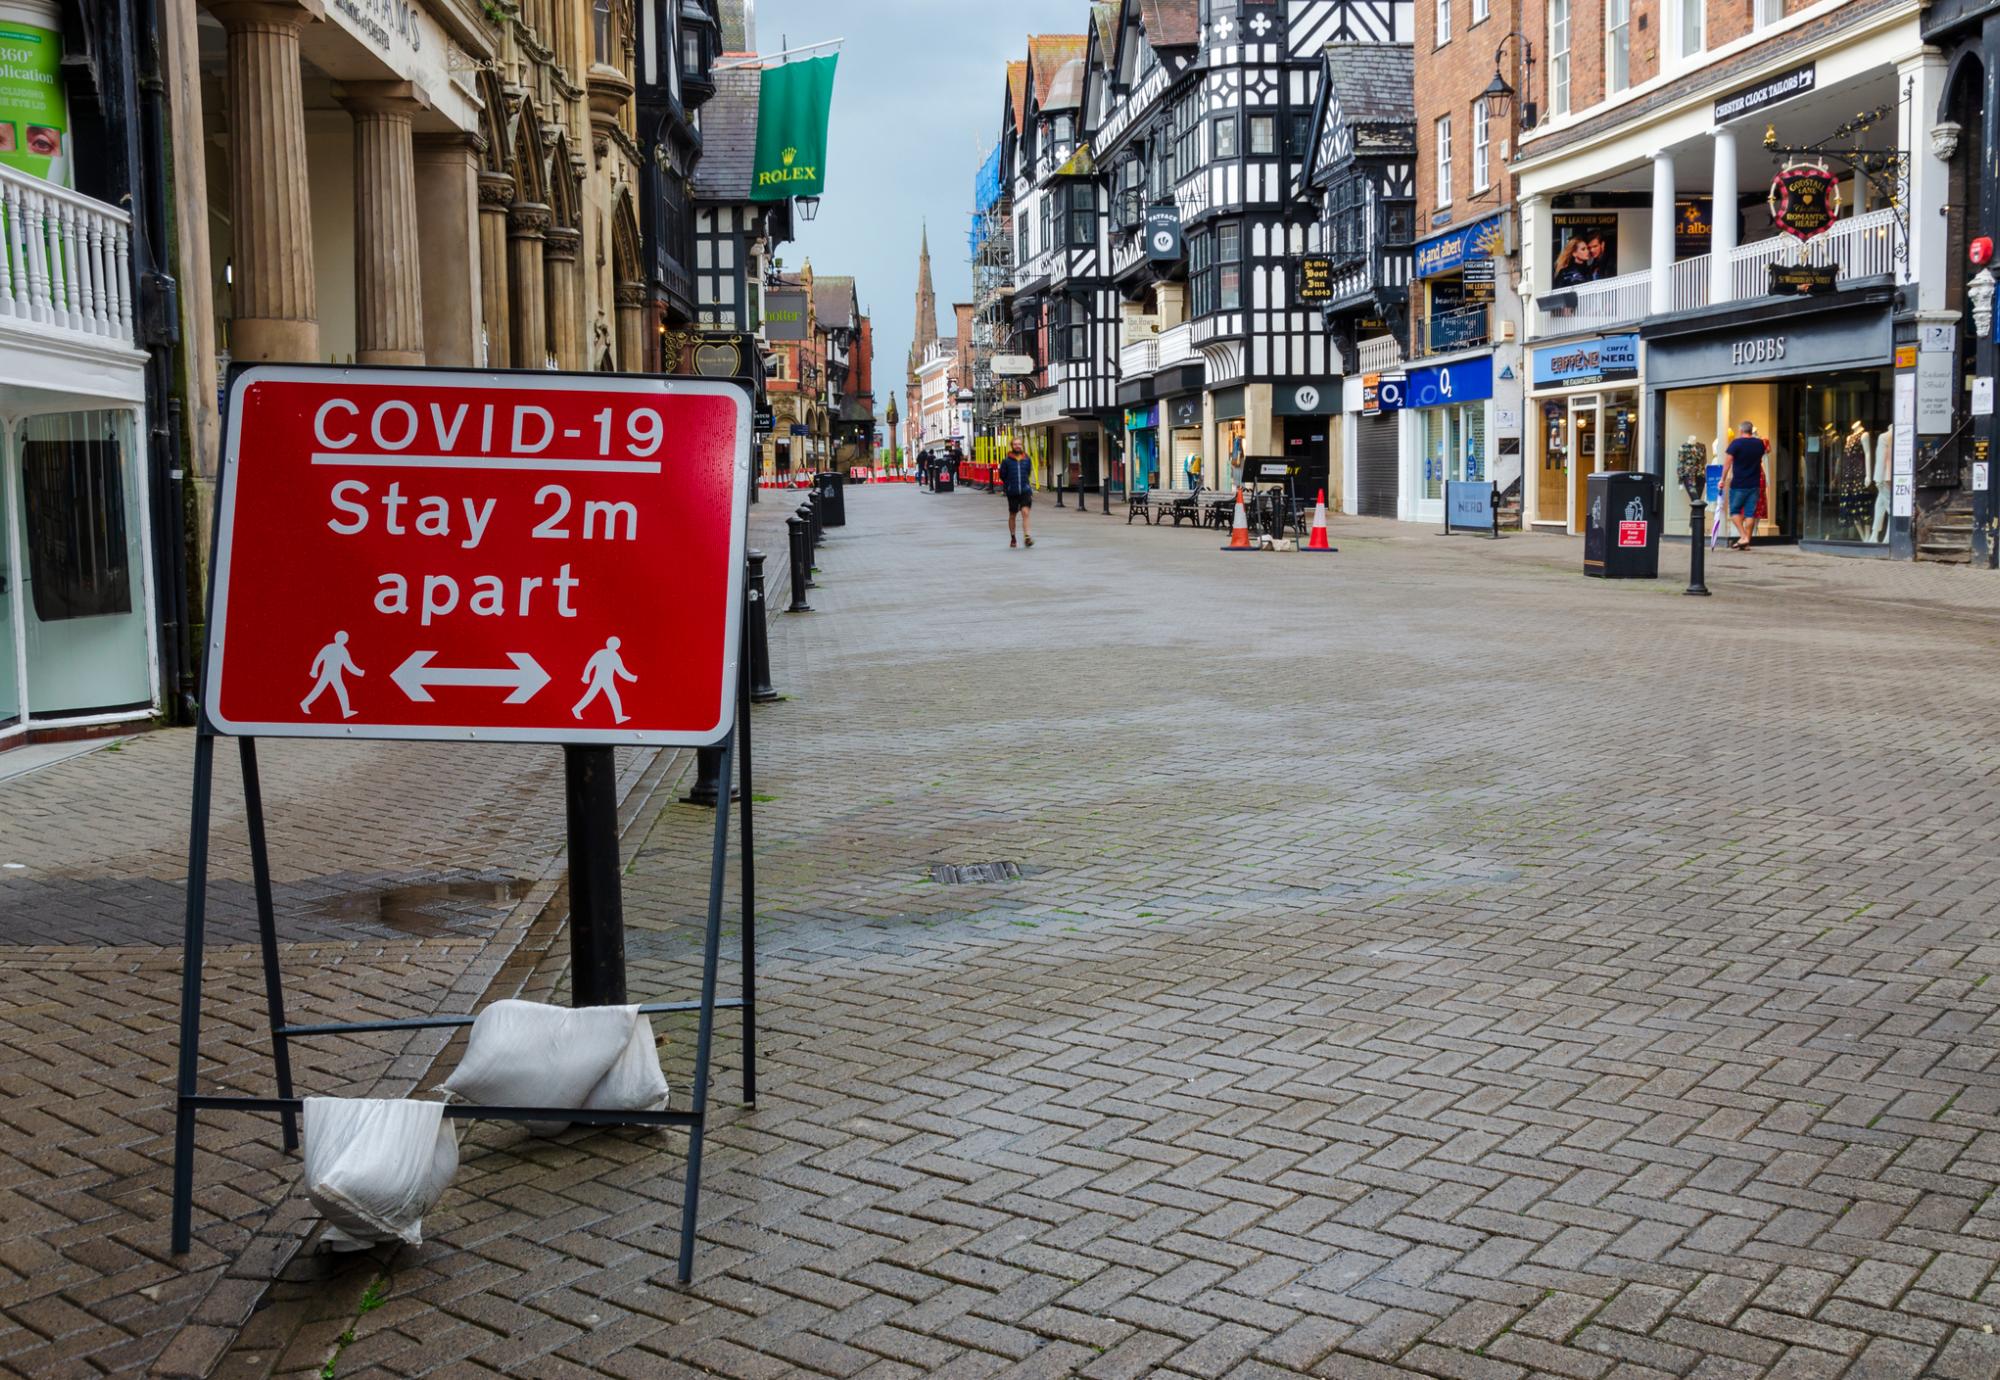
[340,82,428,365]
[1709,125,1738,305]
[1518,191,1550,337]
[1650,150,1676,315]
[1900,48,1949,312]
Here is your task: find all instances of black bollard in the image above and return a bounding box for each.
[796,505,818,586]
[786,516,813,611]
[682,745,739,806]
[1055,472,1065,507]
[747,550,779,701]
[809,491,824,549]
[1686,501,1711,596]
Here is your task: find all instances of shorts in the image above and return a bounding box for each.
[1006,492,1032,514]
[1727,487,1759,518]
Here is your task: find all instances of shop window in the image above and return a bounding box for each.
[1548,0,1571,115]
[1435,116,1453,207]
[1249,116,1276,156]
[21,413,132,622]
[1420,403,1488,501]
[1606,0,1631,93]
[1214,116,1239,159]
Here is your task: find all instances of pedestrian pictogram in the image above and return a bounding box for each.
[204,366,751,747]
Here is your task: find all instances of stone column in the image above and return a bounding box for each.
[477,173,514,367]
[413,132,482,367]
[1709,126,1738,306]
[215,0,322,362]
[544,224,583,371]
[1650,151,1676,315]
[508,203,550,369]
[616,282,644,373]
[340,82,427,365]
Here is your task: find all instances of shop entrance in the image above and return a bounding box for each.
[1538,391,1638,531]
[1280,415,1332,501]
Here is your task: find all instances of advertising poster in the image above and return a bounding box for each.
[0,3,71,186]
[1551,212,1618,289]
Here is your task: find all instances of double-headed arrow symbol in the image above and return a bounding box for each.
[392,651,550,704]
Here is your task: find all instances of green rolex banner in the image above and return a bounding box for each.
[751,54,837,202]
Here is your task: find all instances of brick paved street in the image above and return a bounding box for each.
[23,484,2000,1378]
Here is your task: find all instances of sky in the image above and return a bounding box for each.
[749,0,1087,414]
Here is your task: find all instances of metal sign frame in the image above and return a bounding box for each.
[172,365,760,1287]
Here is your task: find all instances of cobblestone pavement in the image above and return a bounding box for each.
[0,497,808,1379]
[60,483,2000,1379]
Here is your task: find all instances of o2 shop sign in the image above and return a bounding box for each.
[204,366,752,747]
[1404,356,1495,409]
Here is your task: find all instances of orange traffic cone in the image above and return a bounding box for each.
[1303,488,1336,553]
[1221,487,1254,551]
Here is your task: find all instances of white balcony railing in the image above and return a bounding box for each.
[1156,321,1195,369]
[1356,334,1403,372]
[1529,206,1903,339]
[1119,337,1158,378]
[0,164,134,345]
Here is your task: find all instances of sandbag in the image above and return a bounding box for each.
[302,1097,459,1250]
[438,1000,669,1133]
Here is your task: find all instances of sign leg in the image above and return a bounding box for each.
[171,732,217,1255]
[565,746,627,1007]
[737,612,757,1107]
[677,732,734,1285]
[238,738,298,1152]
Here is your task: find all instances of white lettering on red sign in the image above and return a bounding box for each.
[1617,520,1648,548]
[204,367,751,746]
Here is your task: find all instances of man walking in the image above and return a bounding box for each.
[1720,420,1767,551]
[1000,441,1035,548]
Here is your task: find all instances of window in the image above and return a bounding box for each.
[1061,180,1097,247]
[1436,0,1451,44]
[1190,230,1215,315]
[1675,0,1702,59]
[1327,170,1367,266]
[1286,111,1313,158]
[1218,222,1242,310]
[1169,92,1201,184]
[1051,114,1075,151]
[1549,0,1571,115]
[1435,115,1453,206]
[593,0,612,64]
[1472,102,1490,192]
[1066,293,1090,362]
[1214,115,1239,158]
[1039,193,1052,256]
[21,412,134,622]
[1754,0,1782,26]
[1607,0,1630,92]
[1250,115,1276,155]
[1472,0,1489,22]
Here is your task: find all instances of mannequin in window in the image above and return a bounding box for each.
[1871,426,1894,543]
[1835,418,1873,536]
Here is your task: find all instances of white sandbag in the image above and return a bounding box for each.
[302,1097,458,1250]
[438,1000,669,1133]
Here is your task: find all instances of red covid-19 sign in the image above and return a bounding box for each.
[203,366,751,746]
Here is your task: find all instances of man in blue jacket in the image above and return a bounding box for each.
[999,441,1035,548]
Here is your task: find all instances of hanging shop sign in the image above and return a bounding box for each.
[204,366,752,746]
[1768,262,1839,296]
[763,290,808,342]
[1414,213,1506,279]
[1146,206,1184,261]
[751,54,839,201]
[1297,256,1335,303]
[1769,164,1842,243]
[1406,357,1493,409]
[1714,63,1816,124]
[1532,335,1638,388]
[1363,373,1407,414]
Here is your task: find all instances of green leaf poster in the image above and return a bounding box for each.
[751,54,837,203]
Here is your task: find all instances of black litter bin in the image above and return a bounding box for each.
[935,465,954,493]
[814,471,847,527]
[1583,470,1663,578]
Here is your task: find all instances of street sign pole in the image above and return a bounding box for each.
[565,744,627,1006]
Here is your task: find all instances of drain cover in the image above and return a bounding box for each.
[931,861,1021,885]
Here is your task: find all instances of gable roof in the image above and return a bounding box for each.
[1091,2,1119,59]
[813,275,856,329]
[1137,0,1200,48]
[1005,60,1029,131]
[1325,44,1415,125]
[1045,57,1085,112]
[1028,35,1087,105]
[691,66,761,200]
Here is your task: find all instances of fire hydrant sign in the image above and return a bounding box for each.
[204,366,752,746]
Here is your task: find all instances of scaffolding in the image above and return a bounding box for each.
[968,194,1018,467]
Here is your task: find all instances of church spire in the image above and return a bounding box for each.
[910,221,939,374]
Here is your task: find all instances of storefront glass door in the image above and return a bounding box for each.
[1568,396,1601,531]
[1536,400,1568,525]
